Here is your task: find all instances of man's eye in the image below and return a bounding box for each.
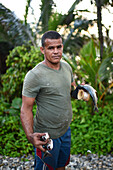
[48,47,54,50]
[57,45,62,49]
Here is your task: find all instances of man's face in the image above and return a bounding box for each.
[40,38,63,64]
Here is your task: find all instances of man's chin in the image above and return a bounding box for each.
[52,60,60,64]
[53,57,61,63]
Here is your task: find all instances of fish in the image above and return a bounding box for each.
[42,139,53,159]
[71,84,98,112]
[77,84,98,112]
[40,133,53,159]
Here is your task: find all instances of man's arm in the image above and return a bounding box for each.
[20,95,48,152]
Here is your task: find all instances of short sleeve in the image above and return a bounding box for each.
[22,70,40,98]
[67,62,74,83]
[71,69,74,83]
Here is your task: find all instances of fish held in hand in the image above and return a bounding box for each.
[72,84,98,112]
[40,133,53,159]
[78,84,98,112]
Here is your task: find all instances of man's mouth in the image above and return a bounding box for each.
[52,56,60,59]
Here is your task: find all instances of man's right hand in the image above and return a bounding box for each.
[28,132,49,152]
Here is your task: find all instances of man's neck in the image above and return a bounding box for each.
[42,60,60,70]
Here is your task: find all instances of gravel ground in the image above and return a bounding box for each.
[0,154,113,169]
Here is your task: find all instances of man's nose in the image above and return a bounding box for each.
[54,47,58,53]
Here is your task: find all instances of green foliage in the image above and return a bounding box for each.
[70,100,113,156]
[79,39,100,87]
[0,97,113,157]
[48,12,63,31]
[0,97,36,157]
[63,39,113,104]
[1,43,43,102]
[0,44,43,158]
[78,39,113,100]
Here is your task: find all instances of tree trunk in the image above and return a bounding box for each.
[96,0,103,61]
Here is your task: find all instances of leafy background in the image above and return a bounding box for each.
[0,0,113,158]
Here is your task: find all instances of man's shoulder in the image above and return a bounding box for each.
[27,62,45,76]
[24,63,43,80]
[61,60,72,71]
[32,62,43,71]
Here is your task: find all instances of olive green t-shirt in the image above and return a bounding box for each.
[22,61,73,139]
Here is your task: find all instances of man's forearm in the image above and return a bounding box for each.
[20,110,34,142]
[20,96,48,151]
[20,109,48,151]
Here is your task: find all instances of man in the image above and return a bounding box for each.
[20,31,82,170]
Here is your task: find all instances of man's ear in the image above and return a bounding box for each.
[40,47,44,54]
[62,44,64,49]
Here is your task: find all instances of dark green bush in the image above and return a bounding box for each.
[0,97,113,157]
[0,97,36,157]
[0,43,43,156]
[1,43,43,102]
[70,100,113,156]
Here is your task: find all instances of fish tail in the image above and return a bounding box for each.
[94,105,98,112]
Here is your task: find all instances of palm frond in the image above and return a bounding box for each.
[0,3,35,46]
[100,82,113,100]
[63,19,94,53]
[37,0,55,32]
[99,53,113,81]
[62,53,77,70]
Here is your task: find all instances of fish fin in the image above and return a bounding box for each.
[43,151,52,159]
[71,86,79,99]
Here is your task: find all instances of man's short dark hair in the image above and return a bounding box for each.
[41,31,62,47]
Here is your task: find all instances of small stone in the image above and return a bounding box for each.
[9,157,13,162]
[13,157,20,163]
[17,165,23,170]
[0,154,113,169]
[3,160,8,166]
[25,161,30,165]
[83,161,89,166]
[0,159,3,164]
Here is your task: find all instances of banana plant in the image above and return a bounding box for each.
[64,38,113,102]
[79,39,100,89]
